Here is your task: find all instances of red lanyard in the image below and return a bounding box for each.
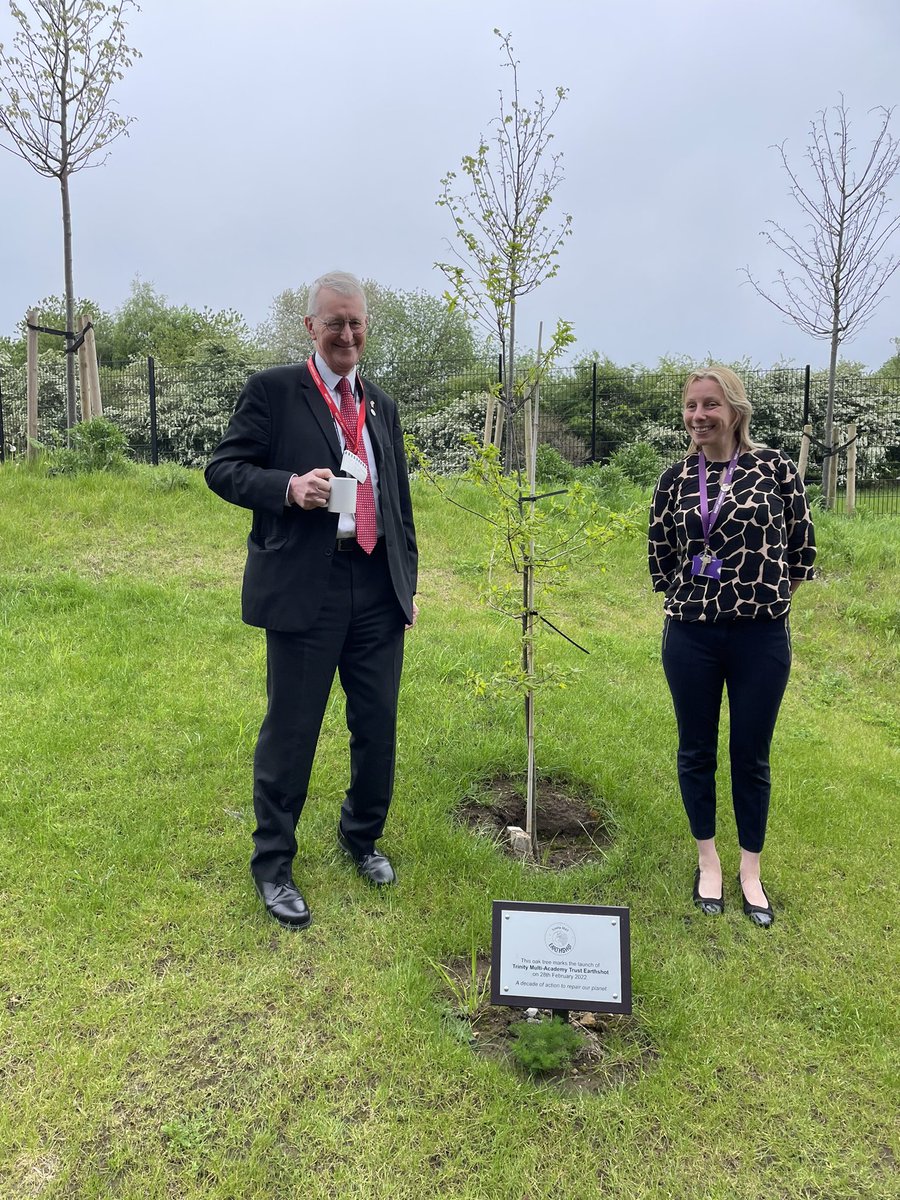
[306,355,367,454]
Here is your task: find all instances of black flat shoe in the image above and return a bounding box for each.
[737,874,774,928]
[692,867,724,915]
[338,826,397,886]
[253,875,312,929]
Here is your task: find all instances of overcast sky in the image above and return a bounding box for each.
[2,0,899,369]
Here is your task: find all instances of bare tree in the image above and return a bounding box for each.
[745,98,900,505]
[0,0,140,427]
[436,27,572,469]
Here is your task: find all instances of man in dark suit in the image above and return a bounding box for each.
[205,271,418,929]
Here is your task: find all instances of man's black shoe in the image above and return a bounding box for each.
[252,876,312,929]
[338,827,397,886]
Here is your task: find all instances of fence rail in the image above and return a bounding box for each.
[1,357,899,513]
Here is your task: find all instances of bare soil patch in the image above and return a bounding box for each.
[457,772,612,869]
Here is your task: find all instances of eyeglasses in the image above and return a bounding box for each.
[313,316,368,334]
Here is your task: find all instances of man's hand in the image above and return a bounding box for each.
[405,601,419,632]
[289,468,333,509]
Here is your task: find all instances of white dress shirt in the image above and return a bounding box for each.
[286,354,383,540]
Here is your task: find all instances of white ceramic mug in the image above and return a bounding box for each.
[327,476,358,514]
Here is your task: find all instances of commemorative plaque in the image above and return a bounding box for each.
[491,900,631,1014]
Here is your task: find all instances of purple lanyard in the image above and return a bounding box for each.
[698,450,739,545]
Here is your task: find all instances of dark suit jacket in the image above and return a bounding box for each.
[205,363,417,632]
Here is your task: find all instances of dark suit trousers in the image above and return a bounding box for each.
[661,616,792,853]
[250,540,407,883]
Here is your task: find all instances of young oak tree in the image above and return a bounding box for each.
[436,27,572,471]
[433,32,629,859]
[0,0,140,427]
[744,98,900,506]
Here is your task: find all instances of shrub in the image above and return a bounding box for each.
[511,1016,584,1074]
[579,462,643,509]
[632,420,688,465]
[609,442,663,487]
[405,392,488,474]
[47,418,133,475]
[535,442,576,483]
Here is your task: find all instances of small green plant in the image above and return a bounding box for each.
[160,1114,216,1170]
[48,417,133,475]
[804,482,824,510]
[431,945,491,1019]
[148,462,198,492]
[511,1015,584,1074]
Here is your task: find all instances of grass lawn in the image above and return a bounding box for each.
[0,464,897,1199]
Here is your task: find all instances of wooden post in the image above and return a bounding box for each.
[482,392,495,450]
[845,423,857,517]
[0,369,6,464]
[826,430,839,510]
[493,401,505,453]
[148,356,159,465]
[523,393,534,484]
[26,309,39,460]
[797,423,812,482]
[85,322,102,417]
[76,314,91,422]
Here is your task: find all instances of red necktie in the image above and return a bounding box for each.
[337,376,377,554]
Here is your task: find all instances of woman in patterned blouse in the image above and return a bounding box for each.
[648,366,816,927]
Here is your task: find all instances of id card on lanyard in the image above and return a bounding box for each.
[691,450,739,579]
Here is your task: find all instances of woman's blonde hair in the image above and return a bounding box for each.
[682,365,764,453]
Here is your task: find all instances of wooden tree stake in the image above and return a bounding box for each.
[76,314,91,421]
[846,423,857,516]
[797,423,812,482]
[85,321,103,417]
[482,393,496,450]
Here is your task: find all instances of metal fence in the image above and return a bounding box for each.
[2,356,899,513]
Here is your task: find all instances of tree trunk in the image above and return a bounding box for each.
[504,294,517,471]
[523,324,542,858]
[523,564,536,857]
[822,185,847,509]
[823,326,840,508]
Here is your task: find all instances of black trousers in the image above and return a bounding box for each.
[250,540,407,883]
[661,616,792,853]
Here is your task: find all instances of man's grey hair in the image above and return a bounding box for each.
[307,271,367,317]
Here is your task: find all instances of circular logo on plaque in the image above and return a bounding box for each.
[545,923,575,955]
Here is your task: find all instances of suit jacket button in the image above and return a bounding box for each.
[325,548,333,557]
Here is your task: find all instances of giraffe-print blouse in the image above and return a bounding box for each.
[648,448,816,622]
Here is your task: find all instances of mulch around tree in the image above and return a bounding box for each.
[457,772,612,869]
